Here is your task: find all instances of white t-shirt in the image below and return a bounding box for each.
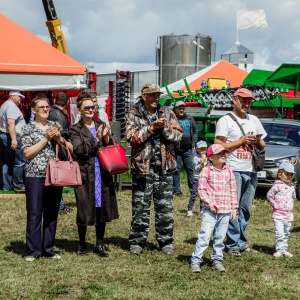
[215,113,267,172]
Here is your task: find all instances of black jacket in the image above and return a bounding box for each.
[48,105,70,139]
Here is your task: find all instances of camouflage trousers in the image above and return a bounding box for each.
[129,169,174,248]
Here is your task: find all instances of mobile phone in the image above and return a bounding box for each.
[53,122,61,129]
[256,134,263,139]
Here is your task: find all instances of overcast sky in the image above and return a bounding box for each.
[2,0,299,74]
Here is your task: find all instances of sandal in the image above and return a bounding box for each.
[227,249,241,257]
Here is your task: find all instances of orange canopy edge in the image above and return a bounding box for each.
[0,14,86,75]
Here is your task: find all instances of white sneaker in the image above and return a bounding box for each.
[212,260,226,272]
[187,210,193,217]
[190,263,201,273]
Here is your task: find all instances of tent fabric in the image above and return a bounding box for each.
[161,60,248,94]
[0,14,86,90]
[0,73,85,91]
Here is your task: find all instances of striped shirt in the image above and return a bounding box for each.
[198,164,238,214]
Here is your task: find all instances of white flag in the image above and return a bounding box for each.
[237,10,267,29]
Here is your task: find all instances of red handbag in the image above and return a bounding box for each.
[97,139,129,175]
[45,139,82,187]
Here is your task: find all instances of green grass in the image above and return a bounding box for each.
[1,186,300,300]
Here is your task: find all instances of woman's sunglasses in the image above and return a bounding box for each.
[83,106,95,111]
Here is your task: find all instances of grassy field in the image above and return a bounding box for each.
[0,185,300,300]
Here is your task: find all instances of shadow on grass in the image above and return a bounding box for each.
[251,244,274,255]
[291,226,300,232]
[4,241,25,256]
[4,236,158,256]
[185,237,197,245]
[177,254,211,267]
[105,236,158,252]
[4,239,83,256]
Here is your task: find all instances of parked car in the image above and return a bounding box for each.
[258,118,300,196]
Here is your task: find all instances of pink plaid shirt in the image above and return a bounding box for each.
[198,164,238,214]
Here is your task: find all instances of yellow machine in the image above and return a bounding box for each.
[41,0,69,55]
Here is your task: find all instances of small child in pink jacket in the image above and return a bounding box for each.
[190,144,238,273]
[267,161,296,258]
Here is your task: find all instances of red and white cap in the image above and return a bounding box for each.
[206,144,229,157]
[233,88,255,100]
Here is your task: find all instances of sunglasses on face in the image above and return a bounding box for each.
[83,106,95,111]
[37,105,50,110]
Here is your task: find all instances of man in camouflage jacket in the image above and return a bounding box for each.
[126,84,183,255]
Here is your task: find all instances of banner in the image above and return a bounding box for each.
[237,10,267,29]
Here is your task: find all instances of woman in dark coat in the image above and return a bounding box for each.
[70,92,118,257]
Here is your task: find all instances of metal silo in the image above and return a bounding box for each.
[156,33,214,86]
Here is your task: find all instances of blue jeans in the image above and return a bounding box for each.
[191,208,230,264]
[188,177,199,211]
[273,218,292,252]
[173,149,194,195]
[0,133,26,190]
[226,171,257,251]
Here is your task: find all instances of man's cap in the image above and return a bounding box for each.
[206,144,229,157]
[278,161,296,174]
[233,88,255,100]
[196,141,207,149]
[175,101,186,107]
[9,91,25,98]
[141,84,162,94]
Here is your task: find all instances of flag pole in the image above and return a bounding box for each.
[236,11,239,43]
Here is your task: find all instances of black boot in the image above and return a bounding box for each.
[78,244,87,255]
[93,244,109,257]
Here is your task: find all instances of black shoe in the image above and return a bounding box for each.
[78,244,87,255]
[93,245,109,257]
[174,192,183,196]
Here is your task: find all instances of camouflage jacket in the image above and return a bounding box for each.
[126,101,183,175]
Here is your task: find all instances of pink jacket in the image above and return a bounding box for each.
[267,180,296,221]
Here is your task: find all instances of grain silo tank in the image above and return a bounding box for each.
[156,33,214,86]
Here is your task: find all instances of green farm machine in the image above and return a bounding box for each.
[159,63,300,144]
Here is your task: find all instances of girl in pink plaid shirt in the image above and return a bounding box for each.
[190,144,238,273]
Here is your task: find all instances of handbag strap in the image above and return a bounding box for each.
[227,113,246,136]
[227,113,256,151]
[55,138,72,162]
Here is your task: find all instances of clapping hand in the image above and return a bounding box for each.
[46,127,60,141]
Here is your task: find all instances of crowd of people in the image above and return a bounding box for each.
[0,85,296,272]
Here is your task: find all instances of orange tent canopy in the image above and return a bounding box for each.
[0,14,87,91]
[161,60,248,94]
[0,14,86,74]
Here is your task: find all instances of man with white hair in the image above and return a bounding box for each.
[0,91,26,192]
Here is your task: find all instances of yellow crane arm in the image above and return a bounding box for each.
[42,0,69,55]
